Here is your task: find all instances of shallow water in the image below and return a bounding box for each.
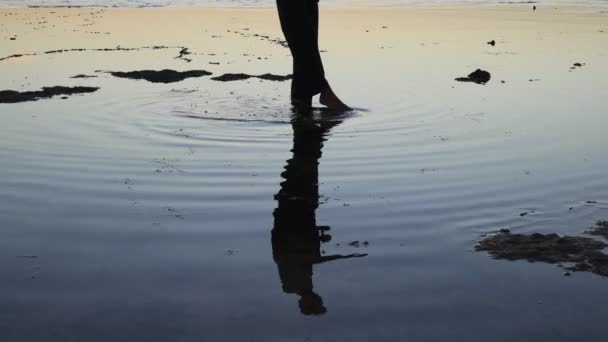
[2,6,608,342]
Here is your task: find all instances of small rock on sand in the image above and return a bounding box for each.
[487,40,496,46]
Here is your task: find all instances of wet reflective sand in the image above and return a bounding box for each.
[1,5,608,341]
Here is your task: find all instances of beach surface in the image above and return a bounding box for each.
[1,4,608,341]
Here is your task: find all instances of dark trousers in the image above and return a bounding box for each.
[276,0,328,104]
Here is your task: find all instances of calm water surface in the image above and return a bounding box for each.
[1,8,608,341]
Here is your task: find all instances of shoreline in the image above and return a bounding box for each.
[1,2,607,11]
[2,3,607,16]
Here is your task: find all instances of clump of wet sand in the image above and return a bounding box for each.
[477,221,608,277]
[211,73,292,82]
[455,69,491,84]
[105,69,212,83]
[585,220,608,239]
[103,70,292,84]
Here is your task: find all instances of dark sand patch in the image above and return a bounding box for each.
[455,69,491,84]
[211,73,292,82]
[211,73,250,82]
[258,73,293,81]
[105,69,212,83]
[70,74,98,79]
[0,86,99,103]
[476,228,608,276]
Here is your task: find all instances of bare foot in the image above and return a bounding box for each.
[319,85,351,111]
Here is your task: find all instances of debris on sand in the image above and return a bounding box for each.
[106,69,212,83]
[487,40,496,46]
[476,229,608,276]
[228,29,288,48]
[347,240,369,248]
[0,45,189,63]
[70,74,98,79]
[175,47,192,62]
[455,69,491,85]
[0,86,99,103]
[211,73,292,82]
[585,221,608,239]
[570,62,586,70]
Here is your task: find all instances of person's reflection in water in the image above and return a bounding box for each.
[272,109,366,316]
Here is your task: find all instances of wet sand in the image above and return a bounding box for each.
[1,4,608,342]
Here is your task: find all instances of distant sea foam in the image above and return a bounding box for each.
[1,0,606,8]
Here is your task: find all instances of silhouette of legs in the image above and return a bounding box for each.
[276,0,350,110]
[271,113,365,315]
[272,117,326,315]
